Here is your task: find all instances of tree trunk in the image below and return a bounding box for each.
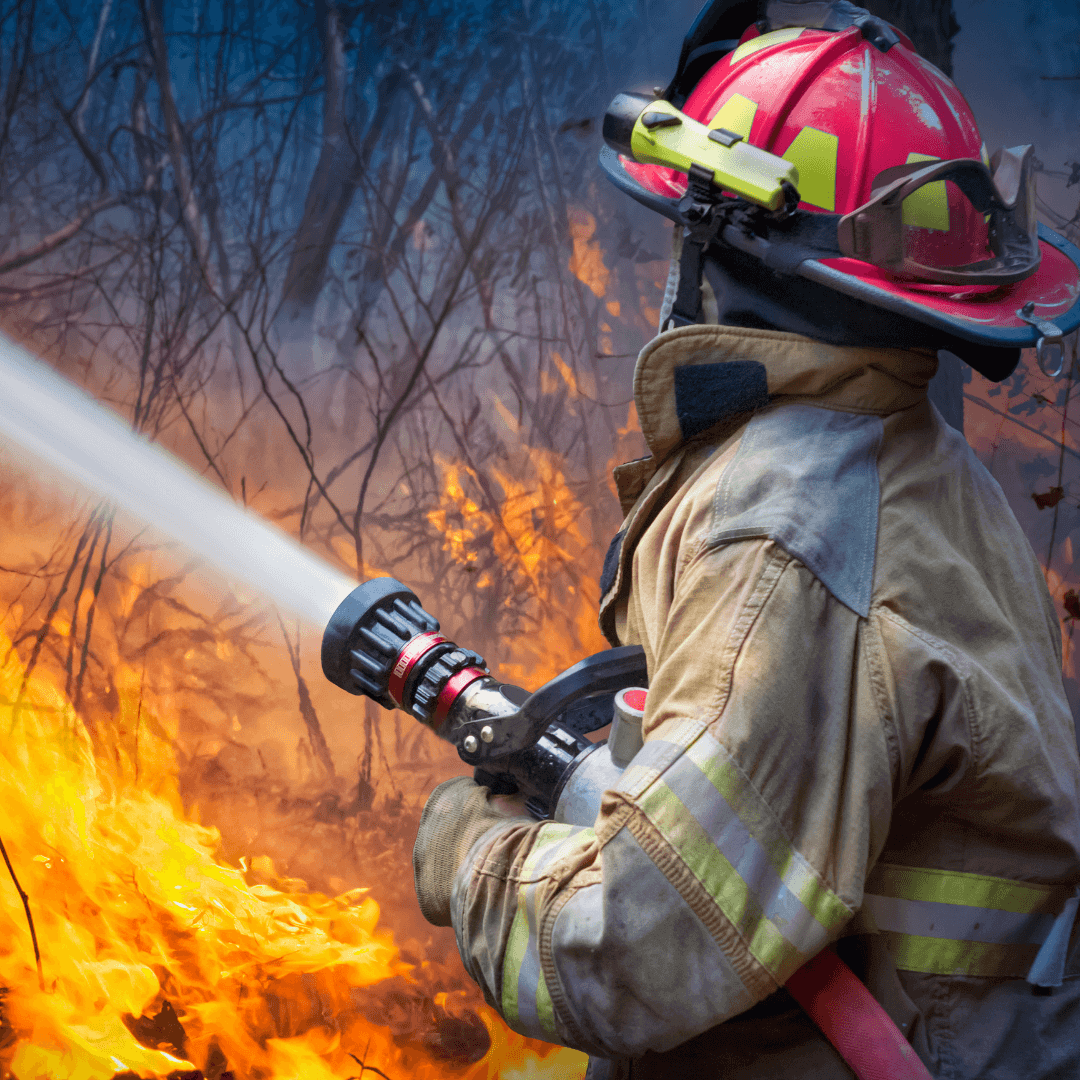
[275,0,358,361]
[141,0,213,286]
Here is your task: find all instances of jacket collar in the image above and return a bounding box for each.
[633,324,937,465]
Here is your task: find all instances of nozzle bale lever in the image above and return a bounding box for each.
[322,579,649,820]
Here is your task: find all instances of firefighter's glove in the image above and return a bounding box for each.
[413,776,528,927]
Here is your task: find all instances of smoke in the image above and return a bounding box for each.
[954,0,1080,218]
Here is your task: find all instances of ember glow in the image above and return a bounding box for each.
[0,623,587,1079]
[566,209,610,300]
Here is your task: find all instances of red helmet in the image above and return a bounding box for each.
[602,4,1080,380]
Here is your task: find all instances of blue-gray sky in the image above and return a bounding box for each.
[953,0,1080,220]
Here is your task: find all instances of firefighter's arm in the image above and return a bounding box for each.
[419,539,896,1058]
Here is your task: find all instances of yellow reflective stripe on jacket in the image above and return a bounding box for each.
[500,823,581,1040]
[868,863,1064,914]
[637,730,852,983]
[880,931,1041,978]
[865,862,1076,978]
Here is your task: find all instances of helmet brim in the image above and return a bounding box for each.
[800,228,1080,350]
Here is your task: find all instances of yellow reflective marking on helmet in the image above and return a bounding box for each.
[782,127,839,211]
[901,152,949,232]
[709,93,758,139]
[728,26,805,65]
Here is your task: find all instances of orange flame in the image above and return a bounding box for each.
[567,209,609,299]
[428,450,609,688]
[0,627,587,1079]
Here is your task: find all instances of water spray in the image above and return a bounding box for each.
[0,332,352,627]
[0,333,648,820]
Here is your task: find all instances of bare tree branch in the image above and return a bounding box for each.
[0,193,122,275]
[73,0,116,137]
[140,0,213,284]
[275,0,364,341]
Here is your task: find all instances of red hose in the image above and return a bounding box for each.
[785,947,934,1080]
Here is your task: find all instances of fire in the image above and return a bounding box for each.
[566,210,609,299]
[0,626,587,1080]
[963,362,1079,690]
[427,450,609,689]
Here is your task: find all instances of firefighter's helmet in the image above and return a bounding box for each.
[601,0,1080,380]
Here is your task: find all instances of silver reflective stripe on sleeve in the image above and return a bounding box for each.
[550,826,758,1057]
[636,729,852,982]
[619,737,685,776]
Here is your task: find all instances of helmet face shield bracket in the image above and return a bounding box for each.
[1018,301,1067,377]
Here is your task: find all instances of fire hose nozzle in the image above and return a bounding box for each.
[321,578,487,727]
[323,578,649,819]
[321,579,552,763]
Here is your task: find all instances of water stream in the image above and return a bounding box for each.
[0,332,356,628]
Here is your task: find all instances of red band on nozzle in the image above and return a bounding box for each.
[433,667,488,725]
[387,631,447,707]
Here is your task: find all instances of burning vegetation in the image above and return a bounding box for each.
[0,0,1078,1076]
[0,614,587,1080]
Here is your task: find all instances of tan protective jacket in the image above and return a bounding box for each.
[449,325,1080,1078]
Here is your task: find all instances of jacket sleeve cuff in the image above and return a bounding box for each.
[413,776,531,926]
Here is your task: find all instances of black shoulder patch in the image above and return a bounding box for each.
[674,361,770,440]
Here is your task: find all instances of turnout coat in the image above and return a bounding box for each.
[447,324,1080,1078]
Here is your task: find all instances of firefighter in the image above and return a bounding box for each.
[411,2,1080,1076]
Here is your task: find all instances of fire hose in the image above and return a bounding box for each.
[320,578,934,1080]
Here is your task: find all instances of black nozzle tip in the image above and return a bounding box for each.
[321,577,422,696]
